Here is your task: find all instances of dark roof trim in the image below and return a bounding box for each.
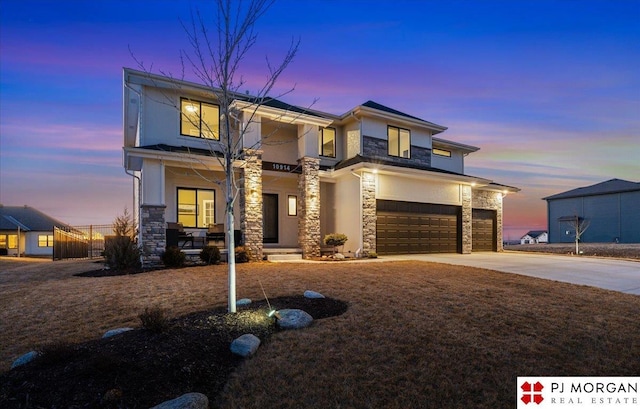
[138,144,224,157]
[358,101,447,132]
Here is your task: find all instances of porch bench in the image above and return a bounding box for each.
[167,222,194,248]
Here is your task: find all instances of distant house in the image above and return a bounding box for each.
[520,230,548,244]
[543,179,640,244]
[0,205,69,256]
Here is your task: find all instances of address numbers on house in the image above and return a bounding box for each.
[262,161,301,174]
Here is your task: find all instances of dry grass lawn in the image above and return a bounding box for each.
[1,257,639,408]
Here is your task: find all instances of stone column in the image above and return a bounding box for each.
[240,151,263,261]
[298,157,321,258]
[140,204,166,267]
[461,185,472,254]
[361,171,377,255]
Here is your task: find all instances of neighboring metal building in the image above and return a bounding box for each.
[543,179,640,243]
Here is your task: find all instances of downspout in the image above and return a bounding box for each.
[125,168,142,262]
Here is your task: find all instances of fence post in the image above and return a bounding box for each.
[89,225,93,259]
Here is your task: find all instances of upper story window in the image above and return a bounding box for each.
[433,148,452,157]
[319,127,336,157]
[388,126,410,158]
[180,98,220,140]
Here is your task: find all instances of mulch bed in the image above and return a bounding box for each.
[0,296,348,408]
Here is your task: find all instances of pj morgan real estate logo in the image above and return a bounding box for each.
[517,377,639,408]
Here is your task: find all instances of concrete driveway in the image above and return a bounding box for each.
[384,252,640,295]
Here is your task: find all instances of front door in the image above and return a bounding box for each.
[263,193,279,243]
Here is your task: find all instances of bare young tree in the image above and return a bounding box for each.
[562,215,591,255]
[133,0,300,313]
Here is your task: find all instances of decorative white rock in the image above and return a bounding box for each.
[277,309,314,329]
[230,334,261,357]
[102,327,134,339]
[304,290,325,299]
[236,298,252,306]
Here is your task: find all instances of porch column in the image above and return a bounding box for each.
[298,156,321,258]
[140,204,166,267]
[140,159,166,267]
[462,185,472,254]
[240,150,263,260]
[361,171,377,255]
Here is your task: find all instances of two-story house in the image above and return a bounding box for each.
[122,68,519,266]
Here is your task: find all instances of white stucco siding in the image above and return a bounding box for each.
[25,232,53,256]
[361,117,432,148]
[261,122,299,164]
[376,174,462,206]
[431,150,464,173]
[334,174,362,254]
[141,87,224,152]
[141,159,165,206]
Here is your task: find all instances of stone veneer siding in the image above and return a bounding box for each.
[298,157,321,258]
[362,135,431,168]
[461,185,472,254]
[361,172,377,255]
[473,190,504,251]
[240,153,263,261]
[140,204,166,267]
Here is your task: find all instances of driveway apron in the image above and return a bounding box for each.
[384,252,640,295]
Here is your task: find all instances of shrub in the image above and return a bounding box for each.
[103,209,141,271]
[138,307,170,333]
[200,245,221,265]
[235,246,252,263]
[162,246,185,268]
[324,233,348,253]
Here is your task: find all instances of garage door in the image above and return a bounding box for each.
[472,209,496,251]
[376,200,461,255]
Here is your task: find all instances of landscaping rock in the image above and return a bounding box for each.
[230,334,261,357]
[304,290,325,299]
[102,327,134,339]
[236,298,252,306]
[150,392,208,409]
[11,351,39,369]
[333,253,345,260]
[277,309,314,329]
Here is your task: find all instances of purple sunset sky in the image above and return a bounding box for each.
[1,0,638,240]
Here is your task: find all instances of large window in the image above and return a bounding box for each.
[388,126,411,158]
[177,188,216,228]
[38,234,53,247]
[180,98,220,139]
[319,127,336,157]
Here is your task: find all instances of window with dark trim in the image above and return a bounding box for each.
[180,98,220,140]
[433,148,452,157]
[177,188,216,228]
[387,125,411,158]
[319,127,336,157]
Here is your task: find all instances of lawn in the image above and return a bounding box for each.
[1,257,639,408]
